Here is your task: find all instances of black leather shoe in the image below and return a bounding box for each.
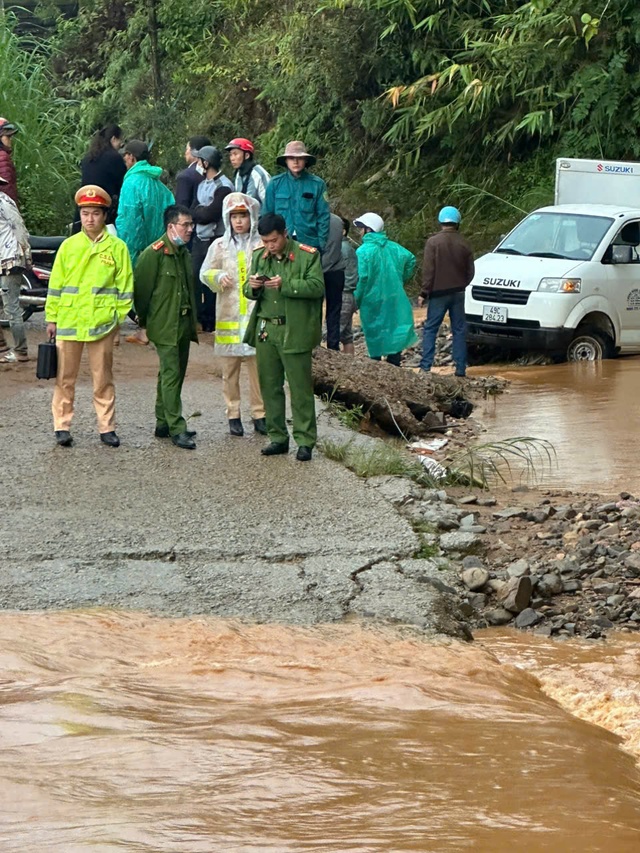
[156,425,196,438]
[261,442,289,456]
[228,418,244,437]
[171,432,196,449]
[253,417,267,435]
[100,431,120,447]
[296,446,312,462]
[55,430,73,447]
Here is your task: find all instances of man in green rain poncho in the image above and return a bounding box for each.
[353,212,417,366]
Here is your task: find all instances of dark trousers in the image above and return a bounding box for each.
[372,353,402,367]
[323,269,345,351]
[192,236,215,331]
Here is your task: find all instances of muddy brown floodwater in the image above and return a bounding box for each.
[1,612,640,852]
[474,357,640,494]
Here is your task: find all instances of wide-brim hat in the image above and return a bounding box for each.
[276,140,316,168]
[75,185,112,208]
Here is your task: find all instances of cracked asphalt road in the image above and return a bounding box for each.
[0,325,466,636]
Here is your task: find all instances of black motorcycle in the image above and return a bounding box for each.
[0,235,65,327]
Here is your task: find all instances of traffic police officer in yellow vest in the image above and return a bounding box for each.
[244,212,324,461]
[133,204,199,450]
[45,185,134,447]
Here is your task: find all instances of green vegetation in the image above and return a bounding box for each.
[412,538,440,560]
[320,434,556,488]
[322,389,367,430]
[449,437,557,488]
[319,438,429,480]
[0,19,79,231]
[3,1,640,243]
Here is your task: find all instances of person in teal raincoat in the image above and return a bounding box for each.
[115,139,175,344]
[353,212,417,365]
[115,140,175,264]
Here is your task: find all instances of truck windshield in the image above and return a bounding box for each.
[496,212,613,261]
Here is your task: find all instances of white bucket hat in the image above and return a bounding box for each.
[353,212,384,233]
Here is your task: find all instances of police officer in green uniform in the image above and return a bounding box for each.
[244,213,324,461]
[134,204,199,449]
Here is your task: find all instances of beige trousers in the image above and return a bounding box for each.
[52,332,116,433]
[222,356,265,420]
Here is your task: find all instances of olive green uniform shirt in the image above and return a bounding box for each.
[243,239,325,354]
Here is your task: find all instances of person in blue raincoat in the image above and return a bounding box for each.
[353,212,417,366]
[262,140,330,251]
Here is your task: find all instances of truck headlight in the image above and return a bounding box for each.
[538,277,582,293]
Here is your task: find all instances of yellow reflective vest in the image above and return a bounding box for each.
[45,230,134,341]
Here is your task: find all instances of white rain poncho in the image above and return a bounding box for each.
[200,192,262,357]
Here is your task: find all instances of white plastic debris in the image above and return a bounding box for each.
[406,438,448,480]
[406,438,449,454]
[417,455,447,481]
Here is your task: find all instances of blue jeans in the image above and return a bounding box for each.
[420,290,467,373]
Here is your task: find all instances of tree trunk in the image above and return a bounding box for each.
[147,0,162,107]
[312,348,475,438]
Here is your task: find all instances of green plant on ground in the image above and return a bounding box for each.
[448,438,557,488]
[409,519,437,535]
[319,438,444,485]
[321,434,556,490]
[413,538,440,560]
[322,394,366,431]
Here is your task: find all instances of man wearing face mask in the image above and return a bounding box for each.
[133,204,199,449]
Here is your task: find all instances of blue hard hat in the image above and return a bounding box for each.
[438,206,461,224]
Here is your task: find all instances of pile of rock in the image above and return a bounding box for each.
[367,476,640,639]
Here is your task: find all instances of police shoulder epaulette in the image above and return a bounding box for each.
[298,243,318,254]
[152,239,164,251]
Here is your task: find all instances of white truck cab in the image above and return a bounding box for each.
[465,158,640,360]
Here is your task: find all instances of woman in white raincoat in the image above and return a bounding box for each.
[200,192,266,436]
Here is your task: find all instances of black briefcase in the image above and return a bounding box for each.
[36,338,57,380]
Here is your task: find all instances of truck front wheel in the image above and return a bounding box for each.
[566,329,613,362]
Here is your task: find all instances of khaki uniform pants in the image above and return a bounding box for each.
[222,355,265,420]
[52,332,116,433]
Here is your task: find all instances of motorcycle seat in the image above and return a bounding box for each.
[29,236,67,250]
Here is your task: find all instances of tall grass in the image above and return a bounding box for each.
[0,17,81,233]
[320,436,557,489]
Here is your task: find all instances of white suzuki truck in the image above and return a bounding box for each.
[465,158,640,360]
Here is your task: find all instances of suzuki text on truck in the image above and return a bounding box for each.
[466,158,640,361]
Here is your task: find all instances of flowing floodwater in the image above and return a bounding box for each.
[474,357,640,493]
[1,612,640,851]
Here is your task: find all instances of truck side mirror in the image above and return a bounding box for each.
[612,245,634,264]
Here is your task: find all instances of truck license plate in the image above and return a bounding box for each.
[483,305,507,324]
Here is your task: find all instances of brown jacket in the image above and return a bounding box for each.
[421,228,474,298]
